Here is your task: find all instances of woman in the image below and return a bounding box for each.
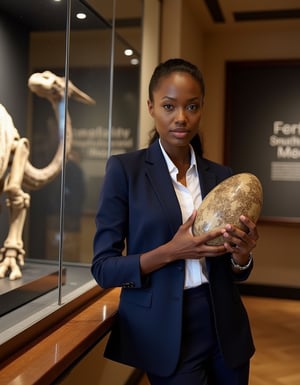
[92,58,258,385]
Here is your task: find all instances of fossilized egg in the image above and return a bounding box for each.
[192,173,263,245]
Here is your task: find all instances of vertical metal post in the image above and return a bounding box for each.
[107,0,116,158]
[58,0,72,306]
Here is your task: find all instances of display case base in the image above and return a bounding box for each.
[0,262,66,316]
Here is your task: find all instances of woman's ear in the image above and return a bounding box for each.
[147,99,154,116]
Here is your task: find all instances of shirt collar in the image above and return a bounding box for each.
[159,139,197,175]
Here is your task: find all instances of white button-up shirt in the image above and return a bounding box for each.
[159,141,209,288]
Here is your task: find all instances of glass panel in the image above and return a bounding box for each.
[27,0,142,299]
[0,0,69,317]
[60,0,142,300]
[0,0,142,335]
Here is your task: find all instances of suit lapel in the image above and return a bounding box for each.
[196,158,218,199]
[143,142,219,235]
[144,141,182,235]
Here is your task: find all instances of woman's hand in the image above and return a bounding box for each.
[221,215,259,266]
[169,210,227,260]
[140,210,227,274]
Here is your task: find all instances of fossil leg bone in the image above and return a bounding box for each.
[0,138,30,279]
[0,71,95,280]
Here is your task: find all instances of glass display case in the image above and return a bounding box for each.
[0,0,142,345]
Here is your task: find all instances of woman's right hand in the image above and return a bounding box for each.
[167,210,226,261]
[140,210,226,274]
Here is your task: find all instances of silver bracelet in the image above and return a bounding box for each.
[231,253,253,271]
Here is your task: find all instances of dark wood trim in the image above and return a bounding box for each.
[259,216,300,225]
[239,283,300,300]
[234,9,300,22]
[0,288,120,385]
[204,0,225,23]
[125,369,145,385]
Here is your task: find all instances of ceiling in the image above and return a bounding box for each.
[0,0,299,50]
[188,0,300,32]
[1,0,299,31]
[0,0,110,31]
[0,0,142,31]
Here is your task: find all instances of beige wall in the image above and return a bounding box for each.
[157,0,300,287]
[138,0,161,148]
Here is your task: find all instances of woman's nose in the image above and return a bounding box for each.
[175,107,187,123]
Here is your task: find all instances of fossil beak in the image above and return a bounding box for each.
[68,82,96,105]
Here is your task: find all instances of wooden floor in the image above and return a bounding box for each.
[245,296,300,385]
[138,296,300,385]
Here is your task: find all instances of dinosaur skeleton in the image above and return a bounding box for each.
[0,71,95,280]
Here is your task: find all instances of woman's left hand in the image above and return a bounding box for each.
[221,215,259,266]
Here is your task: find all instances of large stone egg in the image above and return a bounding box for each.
[192,173,263,245]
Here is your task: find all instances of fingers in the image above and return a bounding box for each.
[177,213,259,260]
[223,216,258,242]
[222,215,259,256]
[201,227,224,242]
[193,228,227,256]
[174,219,227,259]
[239,215,259,241]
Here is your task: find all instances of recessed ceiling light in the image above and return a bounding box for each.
[130,58,139,65]
[76,13,87,20]
[124,49,133,56]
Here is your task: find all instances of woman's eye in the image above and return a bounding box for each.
[163,104,174,111]
[187,104,199,111]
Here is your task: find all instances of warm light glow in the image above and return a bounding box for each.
[102,305,107,320]
[130,58,139,65]
[76,13,87,20]
[124,49,133,56]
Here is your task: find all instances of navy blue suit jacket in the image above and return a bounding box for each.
[92,139,255,377]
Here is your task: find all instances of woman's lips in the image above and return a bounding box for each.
[170,129,190,139]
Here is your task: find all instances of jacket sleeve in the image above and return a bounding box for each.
[91,156,143,289]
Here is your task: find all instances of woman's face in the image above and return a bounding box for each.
[147,71,204,153]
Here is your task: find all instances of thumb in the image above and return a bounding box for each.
[183,209,197,229]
